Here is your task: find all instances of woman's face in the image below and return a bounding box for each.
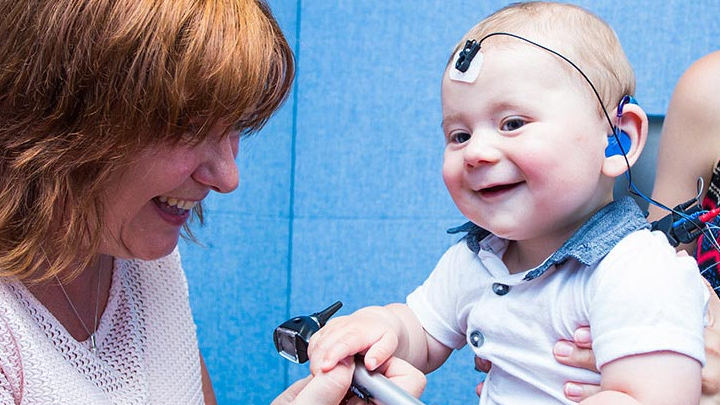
[99,123,240,260]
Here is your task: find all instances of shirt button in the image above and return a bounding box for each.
[470,330,485,347]
[492,283,510,296]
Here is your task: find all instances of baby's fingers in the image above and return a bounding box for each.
[308,323,380,374]
[363,331,399,371]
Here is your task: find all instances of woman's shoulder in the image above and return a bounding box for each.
[685,51,720,77]
[673,51,720,105]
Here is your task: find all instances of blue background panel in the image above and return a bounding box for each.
[179,1,720,403]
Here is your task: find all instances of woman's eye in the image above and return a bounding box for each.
[500,118,525,131]
[450,132,471,144]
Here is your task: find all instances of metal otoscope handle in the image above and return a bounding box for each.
[273,301,426,405]
[350,355,425,405]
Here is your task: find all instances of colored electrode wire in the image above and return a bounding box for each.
[699,207,720,224]
[672,206,720,230]
[474,32,714,244]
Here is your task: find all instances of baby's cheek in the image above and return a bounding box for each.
[442,165,463,193]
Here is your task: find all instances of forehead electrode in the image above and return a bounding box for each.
[449,39,483,83]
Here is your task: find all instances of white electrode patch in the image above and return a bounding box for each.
[449,49,483,83]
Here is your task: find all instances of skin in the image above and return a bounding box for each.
[27,122,240,403]
[440,45,615,273]
[546,51,720,404]
[648,51,720,230]
[200,354,218,404]
[271,356,426,405]
[551,278,720,404]
[26,121,423,404]
[98,127,240,261]
[309,43,700,404]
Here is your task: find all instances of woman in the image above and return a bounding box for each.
[0,0,290,402]
[0,0,425,403]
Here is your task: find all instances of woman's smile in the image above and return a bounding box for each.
[151,196,196,226]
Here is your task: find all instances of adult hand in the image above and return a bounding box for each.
[551,326,599,402]
[272,356,426,405]
[549,280,720,403]
[472,326,600,401]
[472,356,491,397]
[473,328,600,401]
[271,357,354,405]
[700,280,720,405]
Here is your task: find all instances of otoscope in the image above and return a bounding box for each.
[273,301,425,405]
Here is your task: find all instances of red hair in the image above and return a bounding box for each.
[0,0,294,281]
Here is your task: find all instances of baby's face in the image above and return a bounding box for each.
[441,44,613,247]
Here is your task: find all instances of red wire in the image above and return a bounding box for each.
[699,207,720,223]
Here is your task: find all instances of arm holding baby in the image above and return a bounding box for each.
[576,233,705,404]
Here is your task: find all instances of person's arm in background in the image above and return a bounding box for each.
[200,353,218,405]
[648,51,720,248]
[551,51,720,403]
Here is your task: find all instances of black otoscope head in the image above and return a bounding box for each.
[273,301,343,363]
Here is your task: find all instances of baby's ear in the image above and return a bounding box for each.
[601,102,648,178]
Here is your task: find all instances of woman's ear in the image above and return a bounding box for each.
[601,102,648,178]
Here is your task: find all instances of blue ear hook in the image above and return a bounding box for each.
[616,95,637,117]
[605,95,637,157]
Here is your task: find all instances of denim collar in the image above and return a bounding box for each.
[447,197,650,281]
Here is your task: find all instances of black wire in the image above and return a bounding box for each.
[478,32,616,132]
[476,32,700,225]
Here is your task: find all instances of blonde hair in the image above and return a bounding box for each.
[449,1,634,114]
[0,0,294,282]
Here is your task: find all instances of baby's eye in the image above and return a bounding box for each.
[449,132,471,144]
[500,118,526,132]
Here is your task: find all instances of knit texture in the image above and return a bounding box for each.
[696,160,720,295]
[0,249,203,404]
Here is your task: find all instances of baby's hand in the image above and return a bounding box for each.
[308,305,401,376]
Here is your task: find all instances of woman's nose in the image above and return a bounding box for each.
[193,135,240,193]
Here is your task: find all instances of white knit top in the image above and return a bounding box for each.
[0,249,203,404]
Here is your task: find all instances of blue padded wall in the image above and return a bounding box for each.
[180,1,720,403]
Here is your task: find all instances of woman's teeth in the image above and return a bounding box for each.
[157,196,198,210]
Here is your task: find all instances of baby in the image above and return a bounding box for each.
[309,2,707,404]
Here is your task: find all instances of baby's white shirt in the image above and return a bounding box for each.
[407,229,707,404]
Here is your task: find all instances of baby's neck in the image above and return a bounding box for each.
[501,194,615,274]
[503,239,562,274]
[501,218,588,274]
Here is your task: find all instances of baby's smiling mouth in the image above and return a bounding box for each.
[478,182,523,197]
[152,196,198,216]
